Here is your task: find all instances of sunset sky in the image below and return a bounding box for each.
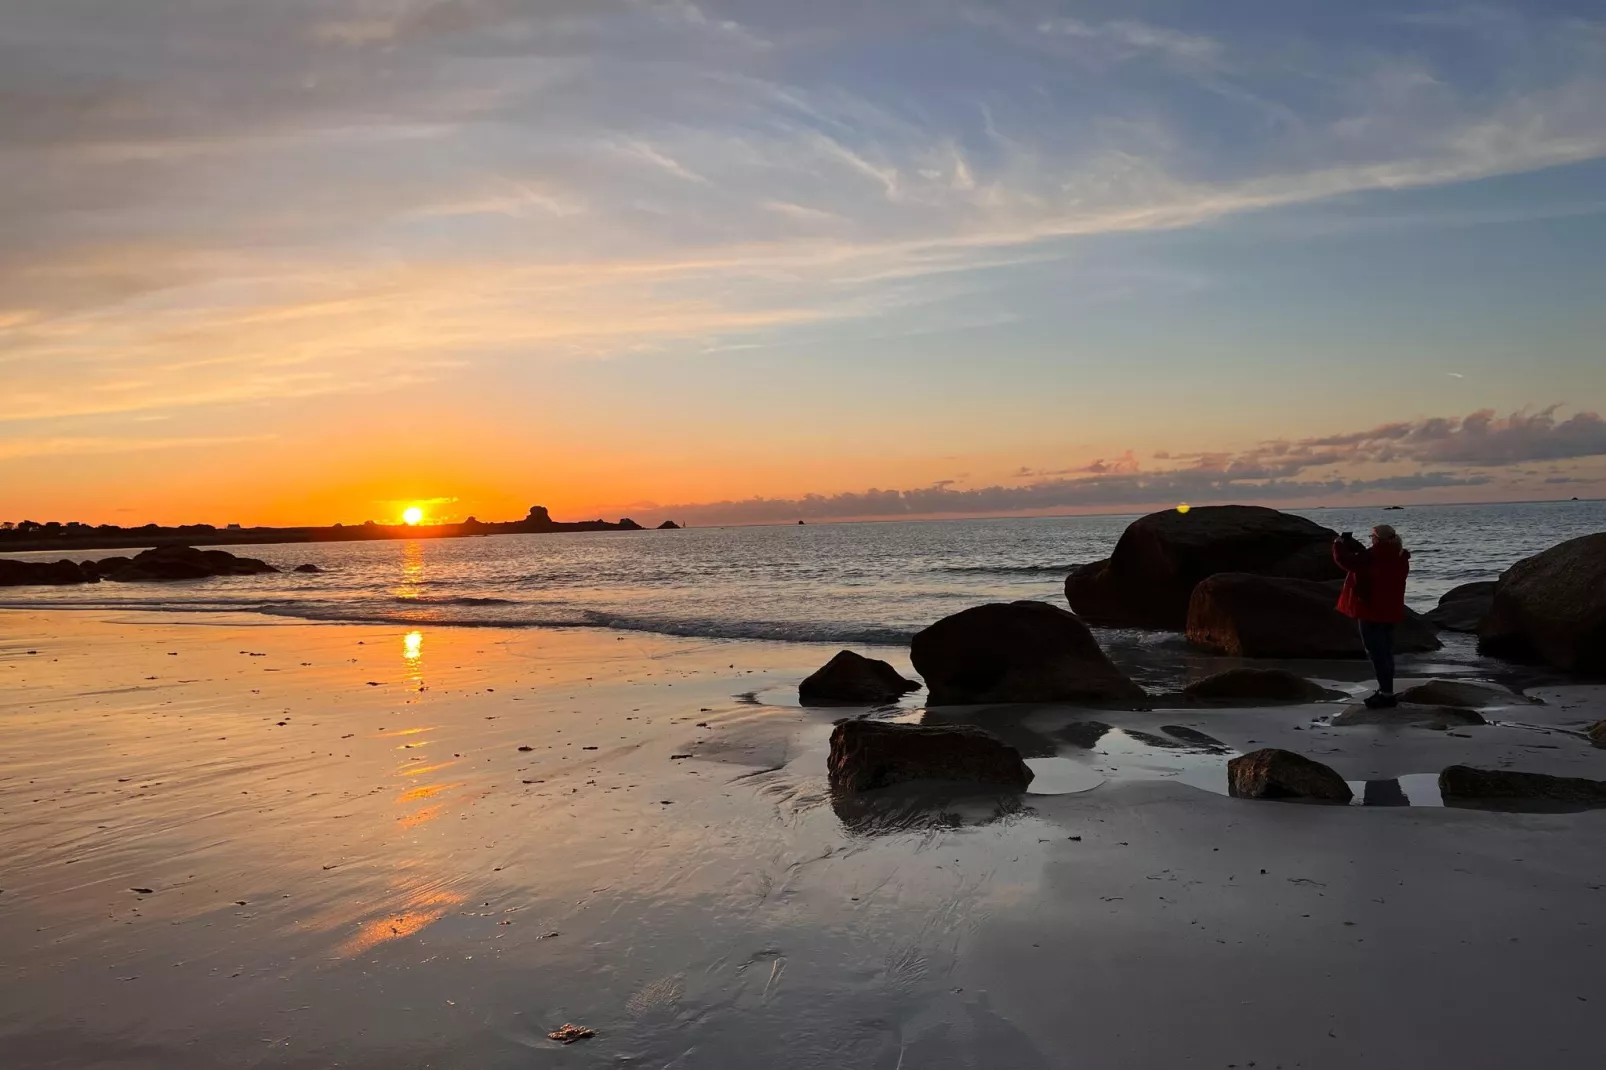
[3,1,1605,527]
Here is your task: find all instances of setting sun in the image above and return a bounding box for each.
[402,506,424,526]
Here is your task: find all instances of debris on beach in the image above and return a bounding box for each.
[547,1023,594,1044]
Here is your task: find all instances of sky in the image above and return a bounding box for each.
[2,0,1605,527]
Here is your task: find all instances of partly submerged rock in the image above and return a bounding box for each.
[1227,748,1353,804]
[293,563,322,573]
[107,545,279,581]
[1440,765,1606,806]
[1186,573,1441,659]
[1478,533,1606,675]
[1424,580,1495,633]
[1064,505,1342,629]
[0,558,93,587]
[1330,704,1486,728]
[1393,679,1535,709]
[1588,720,1606,746]
[827,718,1034,793]
[1182,667,1341,704]
[799,650,919,706]
[911,601,1145,706]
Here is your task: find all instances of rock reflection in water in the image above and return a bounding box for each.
[831,786,1026,835]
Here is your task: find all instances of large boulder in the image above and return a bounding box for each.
[1393,679,1535,708]
[799,650,919,706]
[107,546,279,581]
[1064,505,1342,629]
[1186,573,1442,659]
[911,601,1146,706]
[0,559,92,587]
[1440,765,1606,806]
[1478,533,1606,675]
[1181,667,1340,704]
[1227,748,1352,803]
[1423,581,1495,633]
[828,719,1033,793]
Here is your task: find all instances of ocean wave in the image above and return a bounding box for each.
[391,595,516,606]
[935,564,1077,576]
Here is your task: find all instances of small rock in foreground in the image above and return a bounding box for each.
[547,1024,595,1044]
[1330,704,1486,728]
[799,650,919,706]
[1393,679,1535,708]
[1227,748,1352,804]
[828,719,1033,793]
[1588,720,1606,746]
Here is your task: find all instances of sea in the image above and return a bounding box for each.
[4,501,1599,676]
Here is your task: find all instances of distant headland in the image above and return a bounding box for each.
[0,506,678,554]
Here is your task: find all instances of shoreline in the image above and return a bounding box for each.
[4,607,1605,1066]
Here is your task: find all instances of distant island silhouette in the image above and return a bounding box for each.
[0,505,652,553]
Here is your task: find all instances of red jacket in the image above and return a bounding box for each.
[1333,539,1409,623]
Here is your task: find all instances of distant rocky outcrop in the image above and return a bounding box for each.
[828,719,1033,793]
[657,521,681,530]
[1064,505,1343,629]
[1424,581,1496,633]
[0,559,93,587]
[1477,533,1606,675]
[911,601,1146,706]
[1186,573,1442,658]
[293,563,323,573]
[1228,748,1352,803]
[108,546,278,581]
[1440,765,1606,806]
[1182,667,1341,704]
[799,651,920,706]
[1393,679,1535,708]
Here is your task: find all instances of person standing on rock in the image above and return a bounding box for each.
[1333,524,1410,709]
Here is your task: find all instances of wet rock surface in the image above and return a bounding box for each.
[1064,505,1341,629]
[1330,704,1487,728]
[1181,667,1340,704]
[827,718,1033,793]
[1227,748,1353,803]
[1439,764,1606,806]
[1186,573,1441,658]
[1393,679,1534,708]
[799,650,920,706]
[293,563,323,573]
[1424,580,1495,633]
[1478,533,1606,675]
[911,601,1145,706]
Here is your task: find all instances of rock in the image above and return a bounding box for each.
[1478,533,1606,674]
[0,559,92,587]
[81,556,131,578]
[1393,679,1535,708]
[1588,720,1606,746]
[1182,667,1340,704]
[1186,573,1442,658]
[827,718,1033,793]
[1227,748,1353,803]
[1329,704,1486,728]
[1423,581,1495,633]
[1439,765,1606,806]
[106,545,279,582]
[799,650,920,705]
[293,563,322,573]
[911,601,1146,706]
[1064,505,1342,629]
[657,520,681,530]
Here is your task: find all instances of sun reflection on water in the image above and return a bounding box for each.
[404,630,423,662]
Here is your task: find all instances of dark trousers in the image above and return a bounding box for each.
[1358,620,1396,694]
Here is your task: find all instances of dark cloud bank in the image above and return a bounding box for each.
[658,408,1606,525]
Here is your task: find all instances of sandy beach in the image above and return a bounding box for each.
[1,607,1603,1068]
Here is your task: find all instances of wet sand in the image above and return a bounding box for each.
[3,609,1605,1068]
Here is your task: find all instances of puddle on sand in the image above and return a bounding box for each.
[1023,725,1235,797]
